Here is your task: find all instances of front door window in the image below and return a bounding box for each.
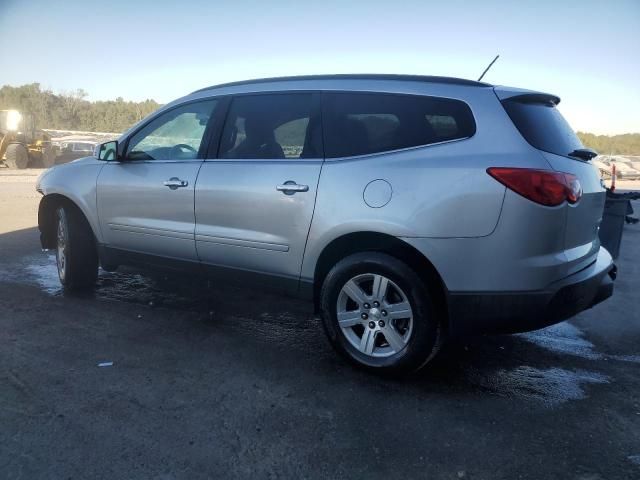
[126,100,217,161]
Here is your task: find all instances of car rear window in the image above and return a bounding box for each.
[501,98,583,158]
[323,92,475,158]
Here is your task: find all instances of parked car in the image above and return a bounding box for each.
[55,141,97,164]
[36,74,616,373]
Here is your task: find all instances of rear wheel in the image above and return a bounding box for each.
[5,143,29,169]
[55,205,99,290]
[320,252,443,374]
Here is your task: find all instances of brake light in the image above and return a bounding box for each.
[487,168,582,206]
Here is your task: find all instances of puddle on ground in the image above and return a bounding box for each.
[518,323,601,360]
[629,455,640,466]
[24,254,62,295]
[608,354,640,364]
[466,366,609,407]
[518,322,640,364]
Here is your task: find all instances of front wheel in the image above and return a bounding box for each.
[55,205,98,290]
[320,252,443,374]
[5,143,29,169]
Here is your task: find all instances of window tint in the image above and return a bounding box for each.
[323,92,475,158]
[348,113,399,153]
[502,99,583,158]
[219,94,321,159]
[126,100,217,160]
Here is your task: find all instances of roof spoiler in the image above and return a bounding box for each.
[493,86,560,106]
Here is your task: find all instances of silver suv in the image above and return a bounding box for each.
[36,75,615,373]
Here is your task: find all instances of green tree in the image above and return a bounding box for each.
[0,83,161,133]
[577,132,640,155]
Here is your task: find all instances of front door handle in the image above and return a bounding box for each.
[276,181,309,195]
[163,177,189,190]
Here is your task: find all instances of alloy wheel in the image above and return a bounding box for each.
[336,273,414,358]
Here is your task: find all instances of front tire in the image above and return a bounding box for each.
[320,252,443,375]
[5,143,29,169]
[55,205,98,290]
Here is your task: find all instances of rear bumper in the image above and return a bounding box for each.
[447,247,616,336]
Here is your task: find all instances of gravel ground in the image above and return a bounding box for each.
[0,173,639,479]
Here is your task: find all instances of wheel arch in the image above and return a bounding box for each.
[311,231,449,330]
[38,194,98,249]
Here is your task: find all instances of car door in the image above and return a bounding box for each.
[195,92,323,291]
[97,99,219,262]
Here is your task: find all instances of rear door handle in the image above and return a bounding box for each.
[276,181,309,195]
[163,177,189,190]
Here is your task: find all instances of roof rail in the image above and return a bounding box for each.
[192,74,491,94]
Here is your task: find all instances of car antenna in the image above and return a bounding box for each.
[477,55,500,82]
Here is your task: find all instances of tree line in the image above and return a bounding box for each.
[576,132,640,156]
[0,83,161,133]
[1,83,638,154]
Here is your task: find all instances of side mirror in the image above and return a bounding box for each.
[97,140,118,161]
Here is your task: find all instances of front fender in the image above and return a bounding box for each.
[37,159,105,245]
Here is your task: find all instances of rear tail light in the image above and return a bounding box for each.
[487,167,582,206]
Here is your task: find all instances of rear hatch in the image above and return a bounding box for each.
[497,89,606,275]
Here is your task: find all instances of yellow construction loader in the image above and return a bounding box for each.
[0,110,56,169]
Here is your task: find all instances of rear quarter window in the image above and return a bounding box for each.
[323,92,476,158]
[501,99,583,158]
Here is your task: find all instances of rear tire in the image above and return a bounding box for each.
[5,143,29,169]
[320,252,443,375]
[55,205,99,290]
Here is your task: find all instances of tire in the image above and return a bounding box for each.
[320,252,443,375]
[5,143,29,169]
[40,147,56,168]
[55,205,99,290]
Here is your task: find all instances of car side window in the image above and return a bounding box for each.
[126,100,217,161]
[219,93,321,159]
[323,92,476,158]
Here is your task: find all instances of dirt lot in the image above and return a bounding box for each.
[1,170,639,479]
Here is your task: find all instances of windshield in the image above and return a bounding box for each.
[502,99,584,158]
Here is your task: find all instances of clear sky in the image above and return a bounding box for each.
[1,0,638,134]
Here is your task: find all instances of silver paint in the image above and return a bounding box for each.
[36,76,610,330]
